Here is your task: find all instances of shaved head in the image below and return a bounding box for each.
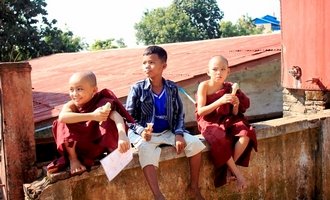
[208,55,228,67]
[69,71,97,87]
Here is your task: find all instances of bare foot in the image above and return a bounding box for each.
[235,174,247,192]
[187,186,205,200]
[226,169,237,183]
[70,159,86,176]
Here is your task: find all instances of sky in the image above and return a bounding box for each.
[45,0,281,47]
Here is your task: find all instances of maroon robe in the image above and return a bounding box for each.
[47,89,135,173]
[195,82,257,187]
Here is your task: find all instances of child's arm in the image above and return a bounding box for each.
[196,82,231,117]
[235,90,250,113]
[109,110,130,153]
[173,100,186,153]
[231,96,240,115]
[175,135,186,154]
[231,83,240,115]
[125,85,146,135]
[173,86,185,135]
[58,101,110,124]
[172,88,186,153]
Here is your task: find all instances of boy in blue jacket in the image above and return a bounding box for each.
[126,46,206,200]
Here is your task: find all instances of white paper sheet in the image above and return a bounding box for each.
[100,148,133,182]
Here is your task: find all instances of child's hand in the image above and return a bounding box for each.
[231,95,240,107]
[142,123,153,141]
[219,94,233,105]
[99,102,111,124]
[118,135,130,153]
[231,95,240,115]
[93,107,111,122]
[219,94,239,106]
[175,135,186,154]
[142,129,152,141]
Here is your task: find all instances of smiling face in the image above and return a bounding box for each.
[207,55,229,83]
[142,53,167,79]
[68,72,98,107]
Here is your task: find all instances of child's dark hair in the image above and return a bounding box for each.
[143,45,167,62]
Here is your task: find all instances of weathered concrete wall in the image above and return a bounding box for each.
[321,117,330,199]
[36,110,330,200]
[0,62,38,200]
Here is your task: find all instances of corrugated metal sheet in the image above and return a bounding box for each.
[29,33,281,123]
[281,0,330,90]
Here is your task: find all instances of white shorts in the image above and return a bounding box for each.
[132,130,206,168]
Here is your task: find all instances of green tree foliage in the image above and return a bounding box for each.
[219,21,237,38]
[135,6,199,45]
[220,15,264,38]
[135,0,223,45]
[90,38,127,51]
[174,0,223,39]
[0,0,84,62]
[41,23,86,55]
[115,38,127,48]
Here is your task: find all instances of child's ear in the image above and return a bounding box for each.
[163,63,167,69]
[207,69,211,77]
[93,86,98,94]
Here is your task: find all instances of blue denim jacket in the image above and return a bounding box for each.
[126,78,186,136]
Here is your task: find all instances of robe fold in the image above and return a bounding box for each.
[195,82,257,187]
[47,89,135,172]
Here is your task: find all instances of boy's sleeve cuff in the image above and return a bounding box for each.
[135,126,145,135]
[175,132,184,136]
[128,123,144,135]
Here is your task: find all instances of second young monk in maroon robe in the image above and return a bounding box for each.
[196,82,257,187]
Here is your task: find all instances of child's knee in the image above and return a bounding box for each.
[185,139,205,157]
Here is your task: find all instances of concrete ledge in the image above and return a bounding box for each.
[253,109,330,139]
[46,110,330,181]
[45,135,210,183]
[29,110,330,200]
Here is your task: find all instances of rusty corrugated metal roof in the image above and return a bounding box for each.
[29,33,281,123]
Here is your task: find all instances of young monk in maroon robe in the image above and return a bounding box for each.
[195,55,257,191]
[47,71,134,176]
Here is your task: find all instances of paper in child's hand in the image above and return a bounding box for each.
[100,148,133,182]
